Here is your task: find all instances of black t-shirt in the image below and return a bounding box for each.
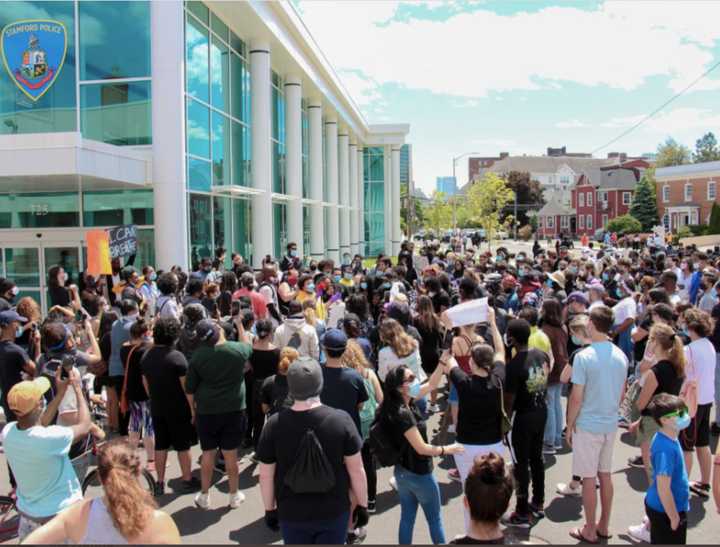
[120,343,150,402]
[505,348,549,414]
[48,286,71,307]
[711,302,720,352]
[634,315,653,362]
[0,340,28,411]
[140,346,191,419]
[320,366,368,434]
[450,535,506,544]
[431,291,451,313]
[450,362,505,445]
[261,374,291,415]
[249,348,280,381]
[386,402,433,475]
[641,359,683,416]
[256,405,362,522]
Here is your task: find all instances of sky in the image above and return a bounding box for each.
[295,0,720,195]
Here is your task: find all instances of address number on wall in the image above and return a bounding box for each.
[30,204,49,216]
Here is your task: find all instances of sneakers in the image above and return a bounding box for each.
[501,511,532,528]
[428,403,441,413]
[388,476,397,491]
[229,491,245,508]
[542,444,556,455]
[154,480,165,497]
[347,527,367,545]
[554,442,564,450]
[628,522,651,543]
[528,502,545,520]
[628,455,645,468]
[194,492,211,510]
[181,476,202,493]
[368,499,376,513]
[556,482,581,497]
[448,469,462,483]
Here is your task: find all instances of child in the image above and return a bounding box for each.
[645,394,690,544]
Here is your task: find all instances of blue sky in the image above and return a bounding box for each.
[296,0,720,194]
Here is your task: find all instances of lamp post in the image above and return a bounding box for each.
[451,152,482,230]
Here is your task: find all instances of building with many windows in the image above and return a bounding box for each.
[436,176,457,196]
[0,0,409,309]
[655,160,720,233]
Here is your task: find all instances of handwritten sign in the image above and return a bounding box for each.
[107,224,137,258]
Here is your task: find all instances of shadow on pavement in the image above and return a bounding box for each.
[687,495,707,528]
[616,466,648,492]
[172,505,231,536]
[438,478,463,504]
[228,515,282,544]
[544,494,582,523]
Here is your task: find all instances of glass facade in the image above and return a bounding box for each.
[301,100,309,198]
[0,193,79,228]
[364,146,385,256]
[80,81,151,145]
[272,202,288,261]
[82,189,153,227]
[272,71,286,194]
[303,205,311,254]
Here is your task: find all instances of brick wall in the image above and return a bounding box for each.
[656,175,718,228]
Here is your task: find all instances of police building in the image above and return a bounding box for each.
[0,1,410,309]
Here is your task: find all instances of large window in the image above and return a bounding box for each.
[662,185,670,202]
[80,81,151,145]
[684,183,692,202]
[0,1,76,135]
[0,192,79,228]
[363,147,385,256]
[708,181,717,201]
[189,193,212,266]
[272,71,286,194]
[83,189,153,226]
[578,194,584,207]
[273,202,287,260]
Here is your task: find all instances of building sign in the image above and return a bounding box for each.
[1,19,67,102]
[108,224,138,259]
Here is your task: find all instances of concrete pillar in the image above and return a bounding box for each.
[151,1,188,269]
[284,76,303,259]
[325,117,339,263]
[357,147,365,255]
[338,132,350,261]
[392,146,402,256]
[308,102,324,261]
[384,145,392,254]
[349,141,358,257]
[250,41,272,267]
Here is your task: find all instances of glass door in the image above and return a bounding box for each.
[43,246,81,310]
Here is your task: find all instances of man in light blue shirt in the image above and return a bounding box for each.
[567,306,627,544]
[108,299,139,432]
[2,368,91,540]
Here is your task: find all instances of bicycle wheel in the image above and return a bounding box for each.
[82,468,156,497]
[0,495,19,539]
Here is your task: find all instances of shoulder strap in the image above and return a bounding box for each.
[120,344,140,413]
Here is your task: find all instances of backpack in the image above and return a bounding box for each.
[369,413,401,468]
[359,374,378,440]
[284,428,336,494]
[287,331,303,350]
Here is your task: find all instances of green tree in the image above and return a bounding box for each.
[656,137,691,167]
[502,171,545,226]
[606,214,642,235]
[693,132,720,163]
[400,183,424,236]
[460,173,515,244]
[629,169,659,231]
[708,203,720,234]
[423,191,452,234]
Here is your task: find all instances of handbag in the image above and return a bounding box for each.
[680,346,698,418]
[620,376,643,423]
[119,344,140,415]
[497,377,512,437]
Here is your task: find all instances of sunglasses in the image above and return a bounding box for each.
[662,410,688,419]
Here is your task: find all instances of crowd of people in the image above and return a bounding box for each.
[0,235,719,544]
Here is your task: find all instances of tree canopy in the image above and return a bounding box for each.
[606,214,642,235]
[461,173,515,242]
[423,191,452,234]
[628,169,659,232]
[693,132,720,163]
[656,137,691,167]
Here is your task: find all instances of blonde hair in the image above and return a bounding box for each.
[341,339,370,373]
[16,297,41,323]
[301,299,318,326]
[568,314,589,339]
[379,318,417,358]
[278,347,299,374]
[649,323,685,378]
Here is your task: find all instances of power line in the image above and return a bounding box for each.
[592,59,720,155]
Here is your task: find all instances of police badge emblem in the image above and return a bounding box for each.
[1,19,67,102]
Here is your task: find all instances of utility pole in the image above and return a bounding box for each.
[513,191,518,240]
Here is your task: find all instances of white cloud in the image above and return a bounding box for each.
[602,108,720,133]
[297,1,720,101]
[555,119,588,129]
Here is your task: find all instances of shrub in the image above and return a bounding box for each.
[606,214,642,235]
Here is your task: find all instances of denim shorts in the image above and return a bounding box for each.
[448,383,459,404]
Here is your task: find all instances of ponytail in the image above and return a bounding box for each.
[667,333,686,379]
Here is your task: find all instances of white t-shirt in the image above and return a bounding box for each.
[378,347,426,383]
[613,296,637,326]
[684,338,716,405]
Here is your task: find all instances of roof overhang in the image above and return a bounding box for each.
[0,132,151,192]
[365,124,410,146]
[655,162,720,182]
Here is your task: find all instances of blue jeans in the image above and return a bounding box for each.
[543,383,563,447]
[394,465,445,544]
[280,510,349,544]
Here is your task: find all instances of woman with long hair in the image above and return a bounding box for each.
[413,295,443,412]
[248,319,280,448]
[377,318,425,388]
[47,265,72,308]
[24,440,180,544]
[342,339,383,513]
[261,346,299,416]
[14,296,41,357]
[377,363,462,544]
[540,299,568,454]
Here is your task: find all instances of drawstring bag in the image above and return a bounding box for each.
[680,347,698,418]
[284,428,336,494]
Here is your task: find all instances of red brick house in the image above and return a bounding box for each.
[571,164,646,235]
[536,198,574,238]
[655,161,720,233]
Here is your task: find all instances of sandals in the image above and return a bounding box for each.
[689,481,711,498]
[569,527,599,544]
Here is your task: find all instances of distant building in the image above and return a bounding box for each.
[400,144,412,184]
[547,146,592,158]
[468,153,508,181]
[655,160,720,233]
[436,176,458,196]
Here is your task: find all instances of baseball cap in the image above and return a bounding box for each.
[287,357,323,400]
[564,291,589,307]
[587,280,606,293]
[0,310,27,326]
[8,377,51,416]
[323,328,348,351]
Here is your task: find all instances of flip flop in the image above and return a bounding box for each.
[569,528,599,544]
[596,531,613,539]
[689,482,711,498]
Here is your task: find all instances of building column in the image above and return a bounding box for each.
[338,132,350,261]
[308,101,324,261]
[325,117,339,263]
[284,76,303,259]
[151,0,188,270]
[357,146,365,255]
[349,141,358,257]
[250,41,272,267]
[384,145,392,254]
[391,146,402,256]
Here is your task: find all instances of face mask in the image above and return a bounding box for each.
[142,335,153,343]
[288,275,298,286]
[382,283,391,290]
[10,287,19,296]
[204,266,212,272]
[568,266,578,275]
[15,326,23,338]
[602,272,609,282]
[545,279,553,288]
[333,275,341,283]
[360,282,367,290]
[290,249,298,258]
[675,413,692,431]
[679,326,688,337]
[408,378,421,398]
[615,288,623,299]
[149,272,157,282]
[305,284,315,293]
[571,335,584,346]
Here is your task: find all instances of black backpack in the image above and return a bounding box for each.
[284,428,336,494]
[369,413,401,468]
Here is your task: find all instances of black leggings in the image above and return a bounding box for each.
[511,409,547,514]
[249,379,267,448]
[361,440,377,502]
